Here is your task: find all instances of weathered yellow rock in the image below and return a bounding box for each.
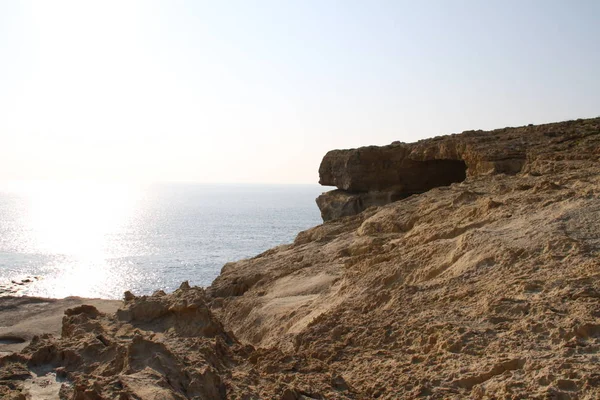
[2,117,600,399]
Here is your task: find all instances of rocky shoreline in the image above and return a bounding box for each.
[2,117,600,399]
[0,277,41,297]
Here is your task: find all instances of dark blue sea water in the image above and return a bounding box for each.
[0,182,323,299]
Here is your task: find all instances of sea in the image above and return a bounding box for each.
[0,182,324,299]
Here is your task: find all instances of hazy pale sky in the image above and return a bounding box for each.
[1,1,599,183]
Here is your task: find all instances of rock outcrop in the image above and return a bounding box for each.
[209,117,600,398]
[2,117,600,399]
[315,189,410,222]
[0,287,350,399]
[316,119,597,220]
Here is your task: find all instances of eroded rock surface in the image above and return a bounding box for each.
[315,189,410,221]
[0,287,349,399]
[317,118,599,220]
[2,117,600,399]
[210,117,600,398]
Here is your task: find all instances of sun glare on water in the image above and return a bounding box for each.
[2,181,143,298]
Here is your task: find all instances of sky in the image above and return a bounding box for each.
[1,1,599,184]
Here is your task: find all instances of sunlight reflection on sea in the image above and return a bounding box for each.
[0,181,322,299]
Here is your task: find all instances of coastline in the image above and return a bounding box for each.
[0,277,43,298]
[1,117,599,398]
[0,183,324,301]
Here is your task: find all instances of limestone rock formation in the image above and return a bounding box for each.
[209,117,600,398]
[0,287,350,399]
[316,118,598,220]
[2,117,600,399]
[315,189,409,221]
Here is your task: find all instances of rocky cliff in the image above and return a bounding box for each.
[2,117,600,399]
[316,120,590,220]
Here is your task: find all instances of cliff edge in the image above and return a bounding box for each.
[2,117,600,399]
[316,119,594,221]
[210,117,600,398]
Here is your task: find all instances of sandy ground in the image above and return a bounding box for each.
[0,296,121,355]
